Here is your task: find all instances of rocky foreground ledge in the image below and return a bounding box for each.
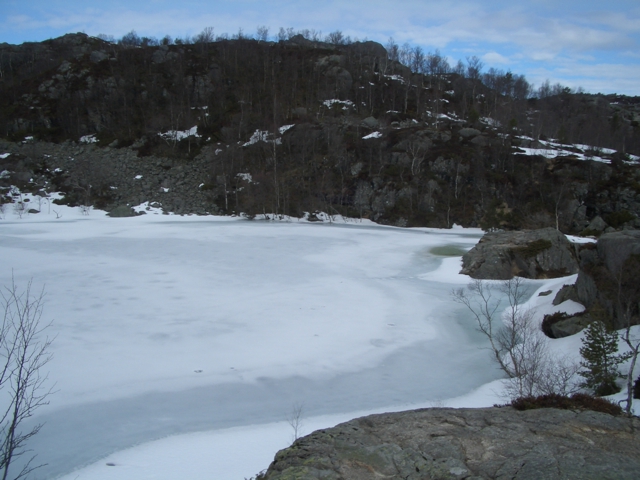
[260,407,640,479]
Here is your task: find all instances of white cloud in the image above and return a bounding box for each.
[482,51,510,65]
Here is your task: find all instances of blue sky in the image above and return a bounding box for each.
[2,0,639,95]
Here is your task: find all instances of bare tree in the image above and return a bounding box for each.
[325,30,345,45]
[386,37,399,63]
[453,278,578,399]
[194,27,215,44]
[256,26,269,42]
[0,277,54,480]
[615,255,640,415]
[286,402,304,443]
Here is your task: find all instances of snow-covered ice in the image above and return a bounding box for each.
[0,204,637,479]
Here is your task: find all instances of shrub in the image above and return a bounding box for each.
[604,210,635,228]
[511,393,622,416]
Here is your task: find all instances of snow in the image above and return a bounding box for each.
[132,201,165,215]
[0,153,10,159]
[362,131,382,139]
[383,74,406,84]
[322,99,354,109]
[437,113,462,121]
[512,139,637,164]
[80,134,98,144]
[566,234,597,244]
[243,130,282,147]
[0,205,637,480]
[278,124,295,134]
[236,173,253,182]
[481,117,501,127]
[158,126,200,142]
[515,147,610,163]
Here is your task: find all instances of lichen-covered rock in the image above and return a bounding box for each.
[460,228,579,279]
[261,407,640,480]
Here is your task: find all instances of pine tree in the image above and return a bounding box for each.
[579,320,630,396]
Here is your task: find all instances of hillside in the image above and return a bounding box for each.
[1,32,639,230]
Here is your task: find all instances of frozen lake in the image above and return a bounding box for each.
[1,211,501,478]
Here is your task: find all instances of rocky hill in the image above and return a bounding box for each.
[1,33,640,228]
[260,405,640,479]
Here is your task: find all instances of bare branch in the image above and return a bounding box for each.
[0,276,54,480]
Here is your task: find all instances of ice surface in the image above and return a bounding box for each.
[0,209,495,478]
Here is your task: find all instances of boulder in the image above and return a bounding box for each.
[586,215,608,232]
[459,127,481,138]
[460,228,579,279]
[361,116,379,129]
[470,135,489,147]
[107,205,136,217]
[262,407,640,479]
[550,313,592,338]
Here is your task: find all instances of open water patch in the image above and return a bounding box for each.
[429,245,468,256]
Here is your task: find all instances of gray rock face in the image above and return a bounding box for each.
[596,230,640,274]
[262,407,640,480]
[460,228,579,279]
[573,230,640,329]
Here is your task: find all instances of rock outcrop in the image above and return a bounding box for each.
[568,230,640,329]
[460,228,579,280]
[261,407,640,480]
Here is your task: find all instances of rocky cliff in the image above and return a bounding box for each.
[261,406,640,480]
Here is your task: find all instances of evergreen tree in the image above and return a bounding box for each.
[579,321,630,396]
